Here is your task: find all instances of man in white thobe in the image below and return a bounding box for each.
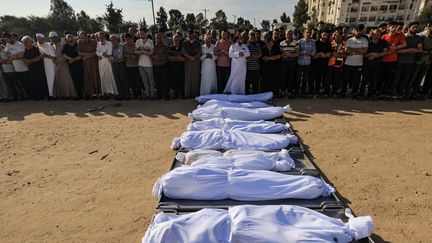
[36,33,56,98]
[200,34,218,95]
[224,33,250,94]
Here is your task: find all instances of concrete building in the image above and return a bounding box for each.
[307,0,430,27]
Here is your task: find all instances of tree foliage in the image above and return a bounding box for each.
[280,12,289,23]
[261,20,271,31]
[138,17,148,29]
[103,1,123,33]
[156,7,168,31]
[77,10,103,33]
[418,5,432,27]
[168,9,185,31]
[185,13,197,30]
[293,0,309,31]
[210,9,228,30]
[48,0,78,32]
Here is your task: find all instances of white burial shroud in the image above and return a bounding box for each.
[152,167,334,200]
[175,149,295,171]
[187,118,290,133]
[196,91,273,104]
[171,129,298,150]
[143,205,374,243]
[189,100,292,121]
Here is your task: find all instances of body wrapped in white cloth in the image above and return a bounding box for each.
[187,118,290,133]
[196,91,273,104]
[152,167,334,200]
[189,100,292,121]
[143,205,374,243]
[171,129,298,150]
[175,149,295,171]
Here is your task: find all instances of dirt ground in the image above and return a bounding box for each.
[0,98,431,243]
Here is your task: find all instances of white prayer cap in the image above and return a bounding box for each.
[35,33,45,39]
[48,31,58,38]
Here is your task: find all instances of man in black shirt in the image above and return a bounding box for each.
[168,34,185,99]
[362,29,388,99]
[310,30,332,97]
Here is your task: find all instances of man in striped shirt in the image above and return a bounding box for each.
[246,31,262,94]
[296,28,316,98]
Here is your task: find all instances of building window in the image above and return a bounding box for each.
[362,6,369,12]
[359,17,367,22]
[351,7,358,12]
[407,15,411,20]
[349,17,357,23]
[380,5,388,12]
[389,5,397,11]
[369,16,376,22]
[346,17,349,22]
[396,15,404,21]
[371,6,378,11]
[399,4,405,10]
[352,0,360,3]
[378,16,385,21]
[409,3,413,9]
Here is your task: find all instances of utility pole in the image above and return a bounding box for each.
[232,15,237,23]
[202,8,210,21]
[149,0,156,26]
[253,18,256,28]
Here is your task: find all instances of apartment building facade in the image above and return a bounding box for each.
[307,0,429,27]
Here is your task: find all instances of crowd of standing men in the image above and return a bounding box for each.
[1,20,432,102]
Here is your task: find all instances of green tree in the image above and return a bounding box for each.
[28,15,51,35]
[287,16,291,23]
[185,13,197,30]
[119,21,137,33]
[261,20,270,31]
[138,17,148,29]
[280,12,289,23]
[76,10,103,33]
[156,7,168,31]
[0,15,31,35]
[273,19,278,24]
[293,0,309,31]
[210,9,228,30]
[103,1,123,33]
[168,9,185,30]
[419,5,432,27]
[196,12,208,30]
[48,0,78,32]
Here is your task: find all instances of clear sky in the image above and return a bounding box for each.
[0,0,296,28]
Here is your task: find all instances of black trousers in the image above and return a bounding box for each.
[361,63,381,97]
[324,66,343,96]
[112,62,130,99]
[246,70,260,94]
[170,63,185,98]
[154,64,171,99]
[15,71,33,99]
[341,65,362,96]
[3,72,23,99]
[422,64,432,95]
[280,60,297,94]
[261,62,281,95]
[379,61,398,95]
[126,66,143,98]
[310,61,327,95]
[393,62,415,95]
[407,63,429,97]
[216,66,230,93]
[69,62,85,99]
[295,65,311,95]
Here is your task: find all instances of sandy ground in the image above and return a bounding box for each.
[0,98,431,243]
